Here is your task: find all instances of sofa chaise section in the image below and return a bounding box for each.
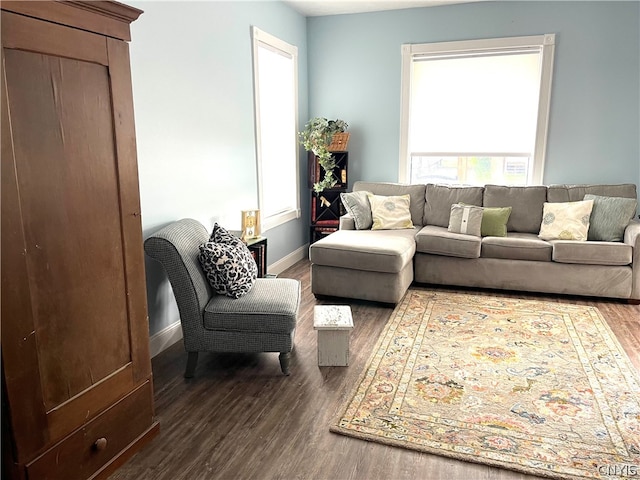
[310,228,417,304]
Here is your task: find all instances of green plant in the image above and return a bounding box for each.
[299,117,348,193]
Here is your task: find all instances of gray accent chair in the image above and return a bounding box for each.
[144,218,301,377]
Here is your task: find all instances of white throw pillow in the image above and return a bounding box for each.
[448,204,483,236]
[538,200,594,241]
[367,193,414,230]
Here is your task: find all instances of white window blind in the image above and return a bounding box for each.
[399,35,555,185]
[410,51,541,155]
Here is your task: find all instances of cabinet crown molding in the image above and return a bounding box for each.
[1,1,143,41]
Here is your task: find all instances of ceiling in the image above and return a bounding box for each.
[283,0,483,17]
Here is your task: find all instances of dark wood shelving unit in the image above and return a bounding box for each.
[308,151,348,244]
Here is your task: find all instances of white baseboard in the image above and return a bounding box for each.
[149,243,310,358]
[268,242,309,275]
[149,321,183,358]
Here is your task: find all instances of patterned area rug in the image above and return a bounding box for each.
[331,289,640,479]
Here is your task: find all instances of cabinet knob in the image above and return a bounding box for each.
[93,437,108,451]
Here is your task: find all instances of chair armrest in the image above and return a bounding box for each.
[340,214,356,230]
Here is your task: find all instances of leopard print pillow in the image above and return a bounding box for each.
[209,222,242,246]
[198,223,258,298]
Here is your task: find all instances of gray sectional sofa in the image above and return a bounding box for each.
[309,182,640,304]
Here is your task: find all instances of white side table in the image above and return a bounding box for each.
[313,305,354,366]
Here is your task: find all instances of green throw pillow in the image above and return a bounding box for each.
[584,194,637,242]
[481,206,512,237]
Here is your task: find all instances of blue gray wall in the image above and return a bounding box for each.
[129,1,308,336]
[130,0,639,339]
[307,1,640,193]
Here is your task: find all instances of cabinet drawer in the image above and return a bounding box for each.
[26,381,154,480]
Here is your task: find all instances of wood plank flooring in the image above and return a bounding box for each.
[110,259,640,480]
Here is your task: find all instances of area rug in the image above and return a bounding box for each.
[331,289,640,479]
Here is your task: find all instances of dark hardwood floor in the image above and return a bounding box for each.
[110,259,640,480]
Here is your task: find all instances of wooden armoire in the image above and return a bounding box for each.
[1,2,159,479]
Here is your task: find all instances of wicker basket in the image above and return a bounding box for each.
[328,132,350,152]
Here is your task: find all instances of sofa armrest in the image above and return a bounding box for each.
[624,219,640,246]
[624,219,640,300]
[339,214,356,230]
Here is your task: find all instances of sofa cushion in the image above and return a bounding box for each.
[368,193,414,230]
[423,184,484,227]
[584,194,637,242]
[481,232,552,262]
[309,229,416,273]
[483,185,547,233]
[354,181,426,227]
[551,240,632,266]
[448,204,483,236]
[416,225,481,258]
[547,183,637,203]
[340,191,372,230]
[538,200,594,241]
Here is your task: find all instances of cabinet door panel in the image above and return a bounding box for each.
[5,47,131,411]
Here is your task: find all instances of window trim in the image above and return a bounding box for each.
[251,26,300,232]
[399,34,555,185]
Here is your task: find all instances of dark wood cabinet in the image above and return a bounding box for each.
[1,2,158,479]
[309,152,349,243]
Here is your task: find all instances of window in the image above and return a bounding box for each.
[399,34,555,186]
[251,27,300,231]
